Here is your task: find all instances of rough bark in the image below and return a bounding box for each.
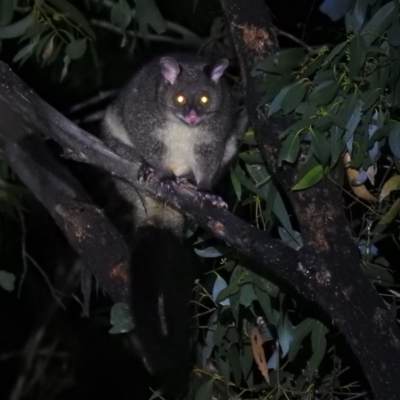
[0,60,298,300]
[220,0,400,398]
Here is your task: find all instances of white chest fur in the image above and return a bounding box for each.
[160,120,208,180]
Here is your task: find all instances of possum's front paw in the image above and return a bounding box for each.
[138,164,156,183]
[197,192,228,208]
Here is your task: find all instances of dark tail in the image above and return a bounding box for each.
[130,226,196,392]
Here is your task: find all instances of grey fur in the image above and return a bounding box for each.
[100,54,237,391]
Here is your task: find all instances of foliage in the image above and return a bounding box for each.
[0,0,400,399]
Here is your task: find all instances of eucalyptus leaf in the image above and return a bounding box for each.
[378,198,400,225]
[321,42,346,66]
[109,302,134,333]
[195,380,213,400]
[258,74,293,103]
[13,42,36,62]
[361,87,382,111]
[278,132,300,165]
[65,38,87,60]
[135,0,167,34]
[307,322,329,379]
[352,0,368,30]
[272,193,295,236]
[0,0,14,27]
[213,275,230,306]
[277,315,294,358]
[0,14,35,39]
[230,168,242,201]
[268,84,291,117]
[240,343,254,379]
[388,123,400,159]
[0,270,15,291]
[229,345,242,386]
[311,132,330,165]
[292,164,325,190]
[348,32,367,80]
[388,19,400,47]
[60,54,71,81]
[48,0,96,39]
[278,227,303,250]
[361,1,396,46]
[288,318,315,361]
[239,284,257,307]
[111,0,132,30]
[309,80,340,106]
[195,246,228,258]
[281,80,307,114]
[255,48,306,74]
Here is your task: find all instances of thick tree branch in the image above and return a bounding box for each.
[0,61,302,300]
[220,0,400,398]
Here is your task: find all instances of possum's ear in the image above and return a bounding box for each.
[210,59,229,82]
[160,57,181,84]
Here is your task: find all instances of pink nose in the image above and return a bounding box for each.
[186,111,199,125]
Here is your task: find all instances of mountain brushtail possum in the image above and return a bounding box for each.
[101,54,237,391]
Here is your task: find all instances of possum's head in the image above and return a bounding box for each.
[158,56,229,126]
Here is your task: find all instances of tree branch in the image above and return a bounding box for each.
[220,0,400,398]
[0,60,301,302]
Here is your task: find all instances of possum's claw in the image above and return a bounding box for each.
[138,164,155,183]
[197,192,228,208]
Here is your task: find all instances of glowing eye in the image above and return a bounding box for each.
[175,95,186,104]
[200,95,209,104]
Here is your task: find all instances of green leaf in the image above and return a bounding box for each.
[238,151,264,164]
[258,74,293,103]
[111,0,132,30]
[330,126,345,167]
[240,343,254,380]
[288,319,315,361]
[109,302,134,333]
[361,87,382,111]
[281,80,307,114]
[0,14,35,39]
[311,132,330,165]
[307,322,329,379]
[195,380,213,400]
[278,227,303,250]
[277,315,294,357]
[229,345,242,386]
[268,84,291,117]
[388,123,400,159]
[239,284,257,307]
[135,0,167,34]
[278,132,300,165]
[322,42,346,66]
[61,54,71,81]
[230,168,242,201]
[0,270,15,291]
[0,0,14,27]
[361,1,396,46]
[255,48,306,74]
[298,54,324,79]
[348,32,367,80]
[380,175,400,201]
[378,198,400,225]
[292,164,325,190]
[13,42,36,62]
[309,80,340,106]
[273,192,295,234]
[48,0,96,39]
[65,38,87,59]
[388,19,400,47]
[352,0,368,30]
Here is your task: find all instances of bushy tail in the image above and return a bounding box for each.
[130,226,196,393]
